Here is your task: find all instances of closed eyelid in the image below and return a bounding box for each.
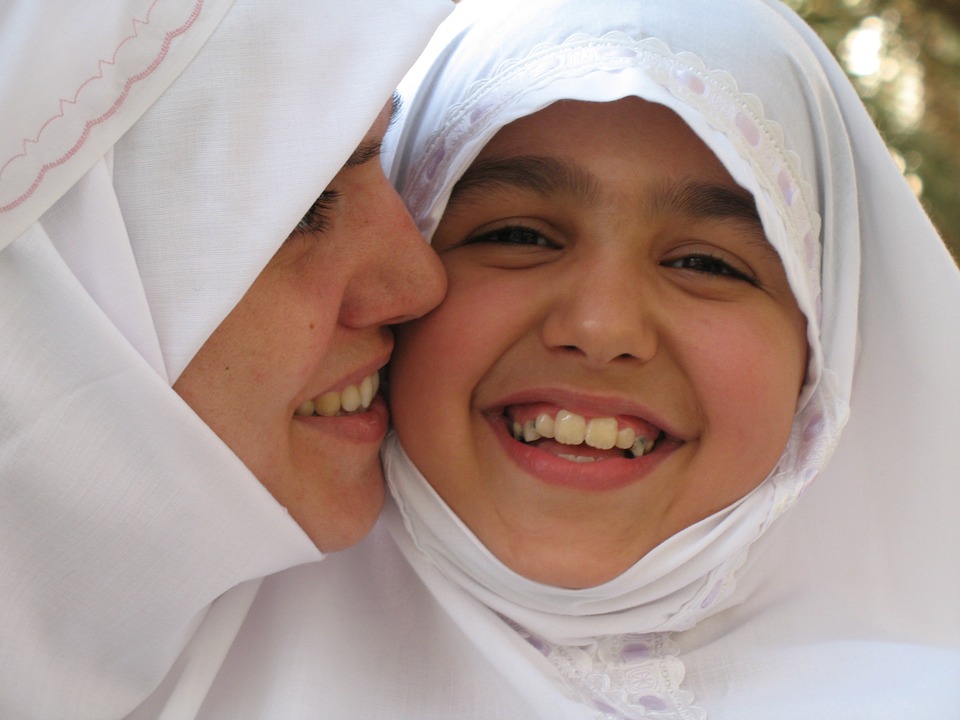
[343,141,382,168]
[389,91,403,128]
[342,93,401,169]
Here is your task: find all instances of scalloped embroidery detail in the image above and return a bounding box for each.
[509,622,707,720]
[0,0,206,215]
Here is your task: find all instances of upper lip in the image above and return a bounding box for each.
[482,386,686,440]
[304,351,391,401]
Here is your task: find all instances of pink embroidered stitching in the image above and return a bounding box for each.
[0,0,205,213]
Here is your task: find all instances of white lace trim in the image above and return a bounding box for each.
[509,621,706,720]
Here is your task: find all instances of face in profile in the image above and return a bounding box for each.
[389,97,808,588]
[174,100,446,552]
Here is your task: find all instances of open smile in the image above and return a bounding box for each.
[506,406,664,460]
[487,400,683,491]
[294,371,381,417]
[292,368,390,445]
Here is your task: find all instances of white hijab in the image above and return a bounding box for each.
[0,1,450,718]
[377,0,960,715]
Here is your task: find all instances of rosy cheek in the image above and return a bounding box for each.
[689,319,784,411]
[428,279,510,342]
[396,314,461,375]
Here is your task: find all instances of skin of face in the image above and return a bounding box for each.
[389,97,808,588]
[173,100,446,552]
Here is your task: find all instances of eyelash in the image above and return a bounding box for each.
[465,224,557,248]
[662,254,757,285]
[295,190,341,234]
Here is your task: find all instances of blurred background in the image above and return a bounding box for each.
[795,0,960,258]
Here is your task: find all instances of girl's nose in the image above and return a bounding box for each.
[540,257,657,367]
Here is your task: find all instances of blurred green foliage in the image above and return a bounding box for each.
[793,0,960,258]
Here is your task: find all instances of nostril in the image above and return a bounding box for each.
[556,345,636,361]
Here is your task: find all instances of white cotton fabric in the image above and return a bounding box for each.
[389,0,960,716]
[147,1,959,717]
[0,1,450,718]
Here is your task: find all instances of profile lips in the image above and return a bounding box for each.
[294,371,380,417]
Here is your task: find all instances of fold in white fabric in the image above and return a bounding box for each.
[0,1,450,718]
[126,1,958,717]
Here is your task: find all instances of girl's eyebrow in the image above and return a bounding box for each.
[451,154,764,229]
[451,155,602,204]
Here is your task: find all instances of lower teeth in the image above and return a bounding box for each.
[557,454,597,463]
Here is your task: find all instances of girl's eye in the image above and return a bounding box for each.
[664,253,757,285]
[465,225,556,248]
[294,190,341,234]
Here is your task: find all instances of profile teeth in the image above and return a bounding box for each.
[507,408,659,457]
[340,385,361,413]
[294,372,380,417]
[315,391,342,417]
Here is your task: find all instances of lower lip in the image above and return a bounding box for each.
[487,413,675,492]
[294,394,389,444]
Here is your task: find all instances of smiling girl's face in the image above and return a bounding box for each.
[389,98,807,588]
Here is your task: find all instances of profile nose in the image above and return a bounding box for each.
[338,177,446,328]
[540,257,656,367]
[380,214,447,325]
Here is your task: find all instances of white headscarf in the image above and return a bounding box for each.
[0,1,450,718]
[374,0,960,715]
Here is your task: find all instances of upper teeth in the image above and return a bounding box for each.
[294,372,380,417]
[510,409,657,457]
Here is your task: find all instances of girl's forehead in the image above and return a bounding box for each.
[459,98,773,245]
[480,99,744,185]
